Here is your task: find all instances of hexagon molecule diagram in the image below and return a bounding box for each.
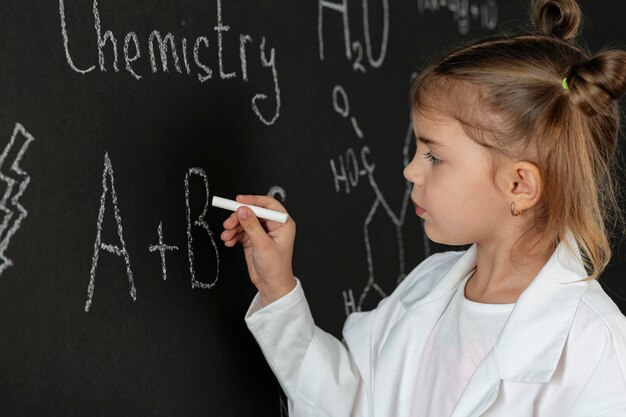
[331,80,431,316]
[342,120,433,315]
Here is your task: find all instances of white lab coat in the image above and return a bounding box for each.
[245,230,626,416]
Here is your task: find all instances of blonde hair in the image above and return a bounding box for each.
[409,0,626,281]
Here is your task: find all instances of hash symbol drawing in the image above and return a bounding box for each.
[0,123,35,275]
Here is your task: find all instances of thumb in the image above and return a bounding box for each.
[236,207,271,247]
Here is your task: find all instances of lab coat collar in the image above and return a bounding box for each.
[399,229,589,383]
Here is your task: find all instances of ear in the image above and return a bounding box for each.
[503,161,542,212]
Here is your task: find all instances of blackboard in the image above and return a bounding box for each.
[1,0,624,415]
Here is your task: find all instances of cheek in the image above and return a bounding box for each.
[422,175,454,209]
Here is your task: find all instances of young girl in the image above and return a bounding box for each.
[220,0,626,415]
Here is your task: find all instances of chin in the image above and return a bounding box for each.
[422,223,472,247]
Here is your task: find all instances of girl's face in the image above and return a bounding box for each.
[403,111,509,246]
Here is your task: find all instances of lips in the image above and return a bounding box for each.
[412,198,426,216]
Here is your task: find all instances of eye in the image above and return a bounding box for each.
[422,151,442,166]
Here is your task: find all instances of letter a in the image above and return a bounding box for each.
[84,153,136,312]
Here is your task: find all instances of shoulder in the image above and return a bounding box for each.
[577,280,626,341]
[562,281,626,412]
[570,280,626,377]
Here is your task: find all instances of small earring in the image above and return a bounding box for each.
[510,202,526,217]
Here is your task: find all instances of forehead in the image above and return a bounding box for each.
[411,111,466,144]
[411,76,489,140]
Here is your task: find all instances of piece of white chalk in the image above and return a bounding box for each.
[211,196,289,224]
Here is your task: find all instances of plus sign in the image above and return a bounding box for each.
[149,221,179,281]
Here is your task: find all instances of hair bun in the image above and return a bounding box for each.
[531,0,581,41]
[568,51,626,116]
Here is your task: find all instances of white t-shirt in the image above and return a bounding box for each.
[411,268,516,417]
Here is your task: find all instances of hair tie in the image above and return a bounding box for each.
[562,77,569,91]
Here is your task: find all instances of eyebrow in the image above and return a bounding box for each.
[417,135,446,149]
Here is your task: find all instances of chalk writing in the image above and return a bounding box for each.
[319,13,439,312]
[330,147,374,194]
[329,85,373,194]
[326,83,419,314]
[267,186,287,202]
[58,0,281,125]
[148,221,179,281]
[85,156,224,311]
[318,0,389,71]
[416,0,498,34]
[251,37,281,126]
[185,167,220,290]
[85,153,136,312]
[0,123,34,276]
[83,158,289,311]
[333,85,363,139]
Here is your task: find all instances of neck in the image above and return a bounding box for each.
[465,235,554,304]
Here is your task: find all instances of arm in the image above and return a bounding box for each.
[245,278,361,417]
[220,195,362,416]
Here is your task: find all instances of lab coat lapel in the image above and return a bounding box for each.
[449,348,501,417]
[495,230,588,382]
[375,245,477,416]
[399,243,479,311]
[368,246,477,417]
[450,230,589,417]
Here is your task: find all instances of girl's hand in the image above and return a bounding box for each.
[220,195,296,307]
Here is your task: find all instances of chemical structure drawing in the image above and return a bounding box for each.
[0,123,35,276]
[328,81,432,316]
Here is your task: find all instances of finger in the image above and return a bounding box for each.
[224,238,237,247]
[229,229,247,243]
[236,207,272,248]
[234,230,248,244]
[224,229,246,246]
[223,212,240,229]
[221,226,243,241]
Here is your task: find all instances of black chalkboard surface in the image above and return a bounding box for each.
[1,0,624,415]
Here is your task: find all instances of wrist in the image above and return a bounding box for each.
[259,276,296,307]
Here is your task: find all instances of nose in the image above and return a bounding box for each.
[403,156,423,185]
